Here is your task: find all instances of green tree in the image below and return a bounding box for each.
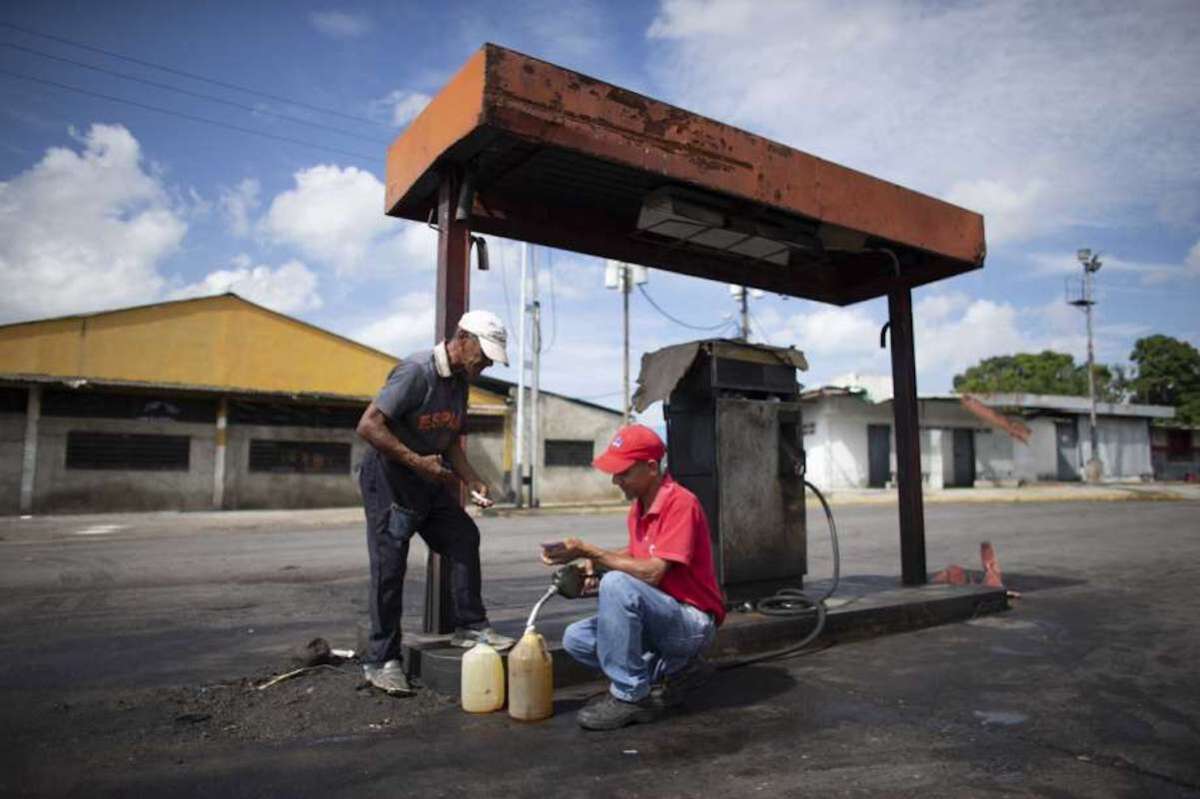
[1128,335,1200,424]
[952,350,1121,399]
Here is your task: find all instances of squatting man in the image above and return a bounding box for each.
[355,310,514,696]
[542,424,726,730]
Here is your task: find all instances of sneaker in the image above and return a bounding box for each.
[362,659,415,696]
[450,627,515,651]
[577,692,660,731]
[654,656,715,708]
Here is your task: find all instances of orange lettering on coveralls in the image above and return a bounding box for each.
[416,411,461,432]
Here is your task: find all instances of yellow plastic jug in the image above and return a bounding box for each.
[461,642,505,713]
[507,626,553,721]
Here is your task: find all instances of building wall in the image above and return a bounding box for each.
[222,424,366,509]
[1080,417,1154,480]
[803,396,993,490]
[532,393,623,503]
[0,412,25,514]
[802,394,1162,489]
[974,429,1018,484]
[1152,428,1200,480]
[34,416,216,513]
[465,419,507,496]
[802,395,1053,490]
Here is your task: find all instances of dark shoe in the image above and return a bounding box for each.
[363,659,415,696]
[654,656,715,708]
[577,692,660,731]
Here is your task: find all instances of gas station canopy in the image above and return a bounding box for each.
[385,44,986,306]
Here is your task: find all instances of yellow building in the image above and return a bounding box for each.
[0,294,509,513]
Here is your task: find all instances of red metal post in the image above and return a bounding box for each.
[424,166,471,635]
[888,287,928,585]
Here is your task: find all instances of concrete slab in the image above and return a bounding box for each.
[411,576,1009,695]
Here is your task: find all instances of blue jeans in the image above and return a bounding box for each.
[359,450,487,666]
[563,571,716,702]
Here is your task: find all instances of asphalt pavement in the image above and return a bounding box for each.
[1,498,1198,797]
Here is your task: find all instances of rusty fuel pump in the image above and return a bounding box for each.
[636,339,841,663]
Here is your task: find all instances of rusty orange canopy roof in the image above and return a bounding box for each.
[385,44,986,306]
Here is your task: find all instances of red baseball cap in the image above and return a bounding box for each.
[593,424,666,474]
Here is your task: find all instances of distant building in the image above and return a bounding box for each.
[0,294,620,515]
[1151,426,1200,481]
[800,384,1175,490]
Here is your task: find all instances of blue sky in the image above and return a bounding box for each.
[1,0,1197,420]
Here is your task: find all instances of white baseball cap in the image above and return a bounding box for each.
[457,310,509,366]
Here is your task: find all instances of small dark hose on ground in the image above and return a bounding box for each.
[718,479,840,670]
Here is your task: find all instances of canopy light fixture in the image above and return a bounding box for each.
[636,186,823,266]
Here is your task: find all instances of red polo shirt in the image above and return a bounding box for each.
[627,475,726,625]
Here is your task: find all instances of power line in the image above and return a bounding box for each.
[0,21,390,128]
[636,284,734,332]
[575,390,624,401]
[0,67,378,162]
[1,41,387,145]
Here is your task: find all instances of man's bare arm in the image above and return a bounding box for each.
[545,539,669,586]
[355,402,451,483]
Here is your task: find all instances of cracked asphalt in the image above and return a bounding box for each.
[1,498,1197,797]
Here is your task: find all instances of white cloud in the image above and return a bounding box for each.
[1028,243,1200,285]
[169,255,322,314]
[371,90,432,128]
[750,288,1139,393]
[351,292,436,356]
[309,10,370,39]
[0,123,186,322]
[646,0,1200,246]
[261,164,430,275]
[219,178,260,237]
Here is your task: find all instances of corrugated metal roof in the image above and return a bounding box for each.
[0,293,507,407]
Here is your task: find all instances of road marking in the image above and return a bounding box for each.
[75,524,125,536]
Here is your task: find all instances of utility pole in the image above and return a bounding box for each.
[605,260,647,421]
[530,247,541,507]
[622,266,630,420]
[728,284,762,340]
[1070,249,1104,483]
[739,286,749,340]
[514,242,528,506]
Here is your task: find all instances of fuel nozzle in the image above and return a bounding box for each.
[552,562,607,599]
[552,563,587,599]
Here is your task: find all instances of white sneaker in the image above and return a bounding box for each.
[362,659,415,695]
[450,627,515,651]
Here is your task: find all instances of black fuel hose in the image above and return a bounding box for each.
[718,478,840,669]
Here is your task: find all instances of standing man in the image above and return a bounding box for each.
[356,310,515,695]
[543,424,726,730]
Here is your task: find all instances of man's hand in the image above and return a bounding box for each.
[540,537,596,566]
[581,558,601,597]
[468,481,494,508]
[410,453,455,484]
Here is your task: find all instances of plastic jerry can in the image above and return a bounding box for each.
[507,627,553,721]
[461,642,505,713]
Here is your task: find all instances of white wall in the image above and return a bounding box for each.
[1081,417,1153,480]
[802,394,1160,489]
